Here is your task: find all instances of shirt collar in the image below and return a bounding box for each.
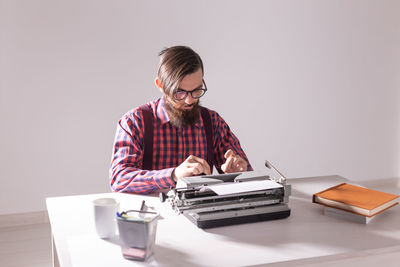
[156,97,202,128]
[156,97,170,124]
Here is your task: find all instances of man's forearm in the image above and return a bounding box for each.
[110,167,175,194]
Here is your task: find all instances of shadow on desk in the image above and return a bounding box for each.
[204,175,400,254]
[100,235,203,267]
[153,244,204,267]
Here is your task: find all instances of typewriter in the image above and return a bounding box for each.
[160,161,291,229]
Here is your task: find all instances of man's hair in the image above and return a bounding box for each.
[157,46,204,97]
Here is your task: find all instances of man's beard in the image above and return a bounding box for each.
[164,97,201,128]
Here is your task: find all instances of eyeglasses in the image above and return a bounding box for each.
[173,80,208,100]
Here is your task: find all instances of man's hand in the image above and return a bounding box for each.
[172,155,211,181]
[221,149,247,173]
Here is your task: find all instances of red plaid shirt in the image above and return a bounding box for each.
[109,97,252,194]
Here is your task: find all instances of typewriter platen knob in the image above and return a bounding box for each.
[159,192,167,203]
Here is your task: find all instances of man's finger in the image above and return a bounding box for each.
[193,157,211,174]
[187,155,199,163]
[194,162,207,175]
[187,155,206,164]
[203,162,211,174]
[186,166,199,176]
[230,157,246,172]
[188,160,211,175]
[224,149,234,159]
[232,157,240,166]
[224,157,234,172]
[195,157,211,174]
[236,157,245,167]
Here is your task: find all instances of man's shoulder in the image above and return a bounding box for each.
[201,106,223,121]
[119,99,160,128]
[201,106,217,116]
[122,99,159,119]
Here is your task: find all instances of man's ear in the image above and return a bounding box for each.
[154,77,164,93]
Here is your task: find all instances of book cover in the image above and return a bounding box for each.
[313,183,399,217]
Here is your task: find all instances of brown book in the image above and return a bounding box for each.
[313,183,399,217]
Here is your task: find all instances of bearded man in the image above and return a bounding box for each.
[110,46,252,193]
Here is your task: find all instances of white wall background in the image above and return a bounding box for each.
[1,0,399,215]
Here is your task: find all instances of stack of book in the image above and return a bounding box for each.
[312,183,399,224]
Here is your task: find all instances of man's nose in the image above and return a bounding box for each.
[185,94,196,105]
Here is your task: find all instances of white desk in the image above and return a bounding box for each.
[46,175,400,267]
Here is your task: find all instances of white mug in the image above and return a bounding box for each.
[93,198,119,238]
